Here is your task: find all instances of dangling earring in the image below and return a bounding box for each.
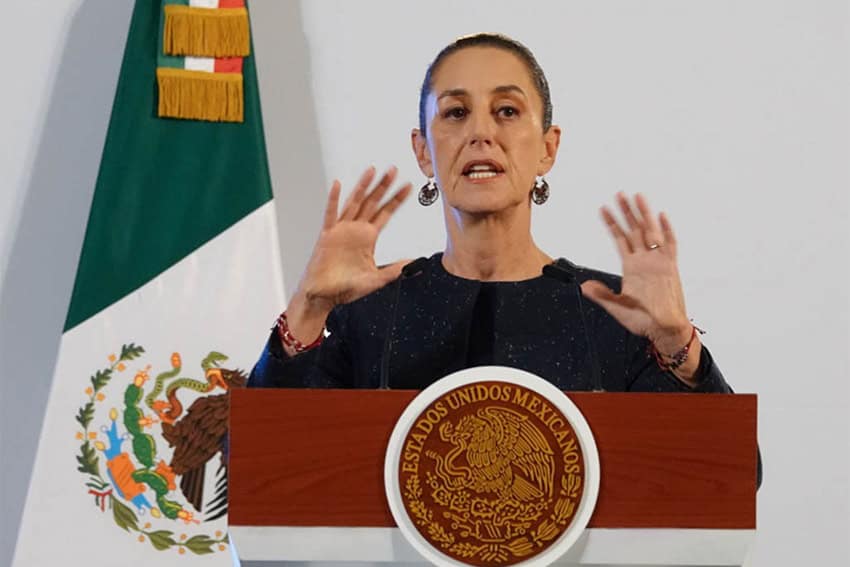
[531,176,550,205]
[419,178,439,206]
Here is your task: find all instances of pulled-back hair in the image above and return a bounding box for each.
[418,33,553,137]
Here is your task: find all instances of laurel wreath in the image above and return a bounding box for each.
[404,470,582,563]
[74,343,228,555]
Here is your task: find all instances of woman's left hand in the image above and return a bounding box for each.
[581,193,700,382]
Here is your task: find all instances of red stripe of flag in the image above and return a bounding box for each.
[215,57,244,74]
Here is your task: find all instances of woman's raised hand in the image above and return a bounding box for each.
[285,166,412,346]
[581,193,701,382]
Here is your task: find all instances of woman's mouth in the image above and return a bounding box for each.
[462,161,505,180]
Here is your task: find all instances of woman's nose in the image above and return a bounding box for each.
[467,112,495,147]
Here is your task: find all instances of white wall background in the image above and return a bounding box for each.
[1,1,847,566]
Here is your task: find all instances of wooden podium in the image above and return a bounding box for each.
[228,390,757,566]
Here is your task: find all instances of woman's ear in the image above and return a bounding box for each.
[537,125,562,176]
[411,128,435,177]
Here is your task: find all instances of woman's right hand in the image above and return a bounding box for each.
[284,166,412,347]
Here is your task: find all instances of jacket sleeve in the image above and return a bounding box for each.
[624,331,732,393]
[247,307,355,389]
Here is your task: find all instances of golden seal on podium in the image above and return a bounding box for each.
[386,367,600,567]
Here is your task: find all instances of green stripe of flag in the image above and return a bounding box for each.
[65,0,272,331]
[158,0,187,69]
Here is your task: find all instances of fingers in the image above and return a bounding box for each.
[634,193,664,248]
[372,183,413,230]
[322,180,341,229]
[356,166,397,221]
[603,193,668,255]
[339,166,377,221]
[659,212,677,253]
[338,166,408,226]
[616,192,643,234]
[600,207,634,255]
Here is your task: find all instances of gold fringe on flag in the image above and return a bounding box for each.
[163,5,250,58]
[157,68,244,123]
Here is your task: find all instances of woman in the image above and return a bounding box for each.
[249,33,731,394]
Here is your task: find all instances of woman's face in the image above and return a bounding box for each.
[414,47,560,216]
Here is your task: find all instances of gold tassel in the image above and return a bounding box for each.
[157,68,244,123]
[163,5,250,58]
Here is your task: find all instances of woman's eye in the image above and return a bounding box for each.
[497,106,519,118]
[444,107,467,120]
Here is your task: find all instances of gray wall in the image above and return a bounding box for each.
[2,1,848,566]
[1,1,135,564]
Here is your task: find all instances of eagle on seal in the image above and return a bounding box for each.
[434,406,555,502]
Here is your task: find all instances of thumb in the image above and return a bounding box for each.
[580,280,618,306]
[581,279,643,312]
[376,258,413,285]
[349,259,414,303]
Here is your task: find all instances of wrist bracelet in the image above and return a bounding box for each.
[276,311,325,353]
[649,324,704,371]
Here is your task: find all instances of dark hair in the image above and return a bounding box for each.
[418,33,553,137]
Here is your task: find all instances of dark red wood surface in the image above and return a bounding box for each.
[229,390,756,529]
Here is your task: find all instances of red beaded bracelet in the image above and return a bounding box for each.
[275,311,324,353]
[649,324,704,371]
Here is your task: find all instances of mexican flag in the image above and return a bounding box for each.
[13,1,283,565]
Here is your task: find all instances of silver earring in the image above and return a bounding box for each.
[418,178,439,206]
[532,177,549,205]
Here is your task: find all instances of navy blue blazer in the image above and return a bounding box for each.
[248,254,731,394]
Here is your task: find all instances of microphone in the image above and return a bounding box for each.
[401,257,429,278]
[379,257,429,389]
[542,260,605,392]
